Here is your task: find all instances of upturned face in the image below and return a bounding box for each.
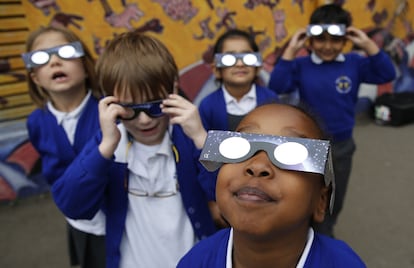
[216,104,328,238]
[29,31,87,96]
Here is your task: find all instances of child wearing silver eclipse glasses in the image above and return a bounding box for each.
[268,3,396,238]
[198,28,278,134]
[22,26,105,268]
[178,103,366,268]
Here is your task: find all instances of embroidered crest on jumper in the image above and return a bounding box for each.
[335,76,352,94]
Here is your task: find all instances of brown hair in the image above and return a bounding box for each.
[95,30,178,102]
[25,26,103,108]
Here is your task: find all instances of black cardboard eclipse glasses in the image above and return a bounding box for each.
[116,100,164,120]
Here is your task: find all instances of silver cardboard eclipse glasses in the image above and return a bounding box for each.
[22,41,84,69]
[215,52,263,68]
[200,130,335,213]
[307,24,346,37]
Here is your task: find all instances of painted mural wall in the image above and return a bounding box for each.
[0,0,413,201]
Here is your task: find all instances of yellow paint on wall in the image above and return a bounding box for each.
[20,0,413,70]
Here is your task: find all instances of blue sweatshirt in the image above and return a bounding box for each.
[51,125,217,268]
[199,84,279,131]
[27,96,100,185]
[268,51,396,141]
[177,228,366,268]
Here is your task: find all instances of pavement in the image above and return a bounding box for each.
[1,114,414,268]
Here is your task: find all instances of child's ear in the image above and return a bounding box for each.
[30,71,41,86]
[255,66,262,76]
[211,63,222,79]
[312,186,329,223]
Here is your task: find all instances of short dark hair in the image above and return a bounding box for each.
[213,28,259,54]
[310,4,352,27]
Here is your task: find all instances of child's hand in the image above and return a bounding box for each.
[283,28,307,60]
[162,94,207,149]
[346,26,379,55]
[98,96,126,158]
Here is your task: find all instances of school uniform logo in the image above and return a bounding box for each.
[335,76,352,94]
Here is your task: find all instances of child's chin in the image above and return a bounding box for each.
[319,54,339,62]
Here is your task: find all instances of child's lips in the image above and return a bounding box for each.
[234,186,274,202]
[320,51,336,58]
[51,71,68,81]
[139,125,158,134]
[233,70,249,76]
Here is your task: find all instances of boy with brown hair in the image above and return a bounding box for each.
[51,30,217,268]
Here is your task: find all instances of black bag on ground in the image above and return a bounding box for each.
[374,91,414,126]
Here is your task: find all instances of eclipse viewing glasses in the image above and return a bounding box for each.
[307,24,346,37]
[22,41,84,69]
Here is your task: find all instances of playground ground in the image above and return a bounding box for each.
[1,114,414,268]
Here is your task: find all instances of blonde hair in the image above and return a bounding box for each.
[25,26,103,108]
[95,30,178,102]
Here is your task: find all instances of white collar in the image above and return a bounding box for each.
[113,124,172,163]
[222,84,256,104]
[311,52,345,64]
[47,90,91,124]
[226,228,314,268]
[296,228,314,268]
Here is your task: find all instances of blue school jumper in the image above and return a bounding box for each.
[198,85,279,131]
[27,96,100,185]
[51,125,217,268]
[268,51,396,141]
[27,96,106,267]
[177,228,367,268]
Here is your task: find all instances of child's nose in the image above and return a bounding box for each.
[323,40,333,49]
[235,58,244,66]
[244,151,274,178]
[48,54,62,66]
[136,111,153,123]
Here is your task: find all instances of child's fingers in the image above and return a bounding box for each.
[99,96,118,109]
[99,96,130,122]
[162,94,194,115]
[162,94,185,107]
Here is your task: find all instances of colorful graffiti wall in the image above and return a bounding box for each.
[1,0,413,201]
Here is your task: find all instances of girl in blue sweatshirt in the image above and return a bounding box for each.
[199,29,278,132]
[23,26,106,268]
